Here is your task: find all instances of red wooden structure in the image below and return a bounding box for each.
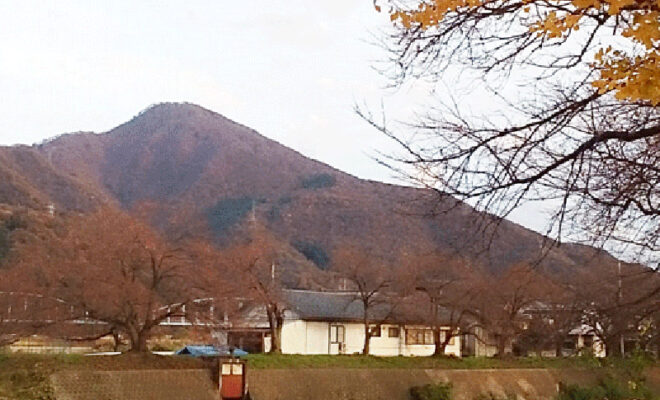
[219,358,247,400]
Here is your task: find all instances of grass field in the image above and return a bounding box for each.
[243,353,610,369]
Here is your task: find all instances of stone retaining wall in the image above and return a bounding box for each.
[247,368,656,400]
[50,367,660,400]
[51,369,216,400]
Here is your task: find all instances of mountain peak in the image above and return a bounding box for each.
[115,102,253,140]
[130,102,221,124]
[138,101,212,116]
[8,103,621,277]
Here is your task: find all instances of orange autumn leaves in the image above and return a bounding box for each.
[386,0,660,105]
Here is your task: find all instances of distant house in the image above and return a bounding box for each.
[565,325,606,357]
[227,290,462,357]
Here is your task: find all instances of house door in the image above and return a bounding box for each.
[329,324,345,354]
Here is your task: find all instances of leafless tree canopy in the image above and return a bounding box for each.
[7,207,208,352]
[332,244,395,355]
[364,0,660,266]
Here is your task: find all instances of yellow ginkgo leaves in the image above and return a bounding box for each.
[386,0,660,105]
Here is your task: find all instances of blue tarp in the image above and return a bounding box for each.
[175,345,248,357]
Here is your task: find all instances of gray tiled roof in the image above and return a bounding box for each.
[283,290,393,322]
[282,289,474,326]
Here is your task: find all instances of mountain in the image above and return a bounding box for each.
[0,103,621,282]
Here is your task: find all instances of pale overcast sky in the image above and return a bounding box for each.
[0,0,547,233]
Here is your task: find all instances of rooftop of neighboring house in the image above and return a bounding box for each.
[282,289,462,326]
[283,289,393,323]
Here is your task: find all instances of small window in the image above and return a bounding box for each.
[369,325,381,337]
[424,330,434,344]
[388,327,400,338]
[330,325,345,343]
[583,336,593,348]
[406,328,434,345]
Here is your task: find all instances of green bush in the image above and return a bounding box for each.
[410,383,452,400]
[556,383,603,400]
[555,376,654,400]
[474,393,517,400]
[292,240,330,269]
[206,197,256,236]
[301,173,336,190]
[0,226,9,263]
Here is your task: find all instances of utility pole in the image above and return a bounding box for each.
[271,263,275,283]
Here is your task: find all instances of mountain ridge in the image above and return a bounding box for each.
[0,102,624,281]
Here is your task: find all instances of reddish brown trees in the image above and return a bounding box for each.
[11,207,206,352]
[574,263,660,357]
[332,244,394,355]
[469,265,554,357]
[219,226,287,353]
[401,254,477,356]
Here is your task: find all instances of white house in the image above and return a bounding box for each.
[238,290,462,357]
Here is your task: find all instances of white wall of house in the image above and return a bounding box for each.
[279,319,461,357]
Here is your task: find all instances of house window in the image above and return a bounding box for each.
[406,328,434,345]
[388,327,400,338]
[330,325,345,344]
[562,338,575,350]
[369,325,381,337]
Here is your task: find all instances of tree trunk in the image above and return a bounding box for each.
[363,321,371,355]
[433,328,444,356]
[496,335,507,358]
[267,306,281,354]
[555,341,563,358]
[112,329,122,352]
[135,332,148,352]
[127,325,149,353]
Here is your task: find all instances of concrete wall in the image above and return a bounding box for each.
[247,368,655,400]
[50,367,660,400]
[51,369,216,400]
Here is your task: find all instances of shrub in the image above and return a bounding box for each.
[555,376,653,400]
[301,173,336,190]
[474,393,517,400]
[410,383,452,400]
[291,240,330,269]
[556,383,603,400]
[0,226,9,263]
[206,197,256,236]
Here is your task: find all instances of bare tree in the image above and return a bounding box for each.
[468,264,552,357]
[219,225,287,354]
[399,253,476,355]
[363,0,660,269]
[516,287,583,357]
[575,263,660,356]
[10,207,206,352]
[332,244,394,355]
